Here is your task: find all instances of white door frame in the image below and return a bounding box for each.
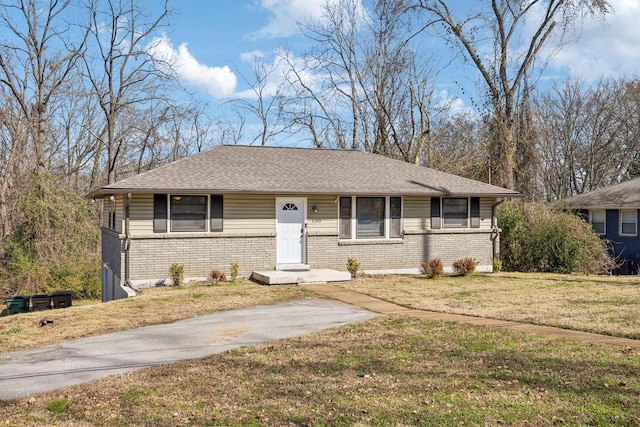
[276,197,307,266]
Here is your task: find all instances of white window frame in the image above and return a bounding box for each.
[339,196,402,240]
[169,194,209,232]
[442,197,470,228]
[589,209,606,235]
[619,209,637,236]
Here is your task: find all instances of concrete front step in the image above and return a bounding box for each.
[251,269,351,285]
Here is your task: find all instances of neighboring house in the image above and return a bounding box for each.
[562,178,640,274]
[88,145,518,301]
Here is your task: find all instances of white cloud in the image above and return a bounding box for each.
[148,35,237,99]
[247,0,327,39]
[549,0,640,80]
[247,0,366,39]
[239,50,265,63]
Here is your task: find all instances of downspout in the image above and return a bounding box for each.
[491,198,505,262]
[124,192,137,291]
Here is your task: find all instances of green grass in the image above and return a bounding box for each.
[8,315,638,426]
[45,398,71,414]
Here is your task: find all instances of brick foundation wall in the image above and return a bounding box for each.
[127,233,276,286]
[307,229,496,272]
[103,229,497,288]
[424,230,496,269]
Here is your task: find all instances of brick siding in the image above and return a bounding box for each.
[104,229,496,288]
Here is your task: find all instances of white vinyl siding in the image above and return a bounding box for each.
[224,195,275,233]
[307,196,338,234]
[130,194,154,234]
[403,197,429,232]
[480,198,493,229]
[619,210,637,236]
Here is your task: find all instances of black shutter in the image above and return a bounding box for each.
[470,197,480,228]
[339,197,352,239]
[210,195,223,232]
[431,197,441,229]
[153,194,167,233]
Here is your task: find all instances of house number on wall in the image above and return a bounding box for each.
[311,218,322,223]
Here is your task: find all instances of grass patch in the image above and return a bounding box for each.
[2,326,22,334]
[1,272,640,425]
[45,398,71,413]
[344,273,640,339]
[5,316,639,426]
[0,279,311,354]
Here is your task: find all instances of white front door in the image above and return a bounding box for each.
[276,198,306,265]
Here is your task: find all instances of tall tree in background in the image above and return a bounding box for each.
[0,0,87,237]
[535,76,640,200]
[413,0,611,190]
[83,0,172,185]
[289,0,440,161]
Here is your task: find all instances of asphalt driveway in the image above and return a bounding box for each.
[0,298,378,401]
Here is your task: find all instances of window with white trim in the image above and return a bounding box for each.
[431,197,480,229]
[442,198,469,228]
[339,196,402,239]
[171,195,207,232]
[619,209,637,236]
[153,194,223,233]
[589,209,605,235]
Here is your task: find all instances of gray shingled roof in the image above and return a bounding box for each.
[88,145,519,197]
[561,178,640,209]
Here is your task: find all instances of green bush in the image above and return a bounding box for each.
[169,263,184,286]
[421,259,444,279]
[347,257,361,278]
[0,174,100,299]
[230,261,239,281]
[452,257,476,276]
[498,201,613,274]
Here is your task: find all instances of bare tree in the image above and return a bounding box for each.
[288,0,440,160]
[228,52,290,146]
[536,76,640,200]
[413,0,611,190]
[0,0,86,175]
[82,0,172,185]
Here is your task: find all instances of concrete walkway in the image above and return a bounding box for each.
[0,299,377,401]
[302,284,640,350]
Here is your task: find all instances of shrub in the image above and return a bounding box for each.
[452,257,476,276]
[0,174,100,299]
[46,398,72,413]
[492,258,503,273]
[421,259,444,279]
[347,257,360,278]
[210,269,227,285]
[230,262,239,281]
[498,201,614,274]
[169,263,184,286]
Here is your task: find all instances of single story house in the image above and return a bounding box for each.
[88,145,518,301]
[562,177,640,274]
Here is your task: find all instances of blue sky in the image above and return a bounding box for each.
[153,0,640,121]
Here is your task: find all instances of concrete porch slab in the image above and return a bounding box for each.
[251,269,351,285]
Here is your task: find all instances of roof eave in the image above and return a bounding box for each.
[87,187,519,198]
